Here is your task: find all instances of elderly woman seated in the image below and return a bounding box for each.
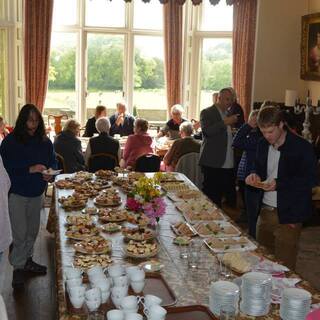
[85,117,120,167]
[157,104,187,140]
[54,119,85,173]
[122,118,153,168]
[162,121,200,171]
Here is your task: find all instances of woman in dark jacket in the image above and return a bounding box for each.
[54,120,85,173]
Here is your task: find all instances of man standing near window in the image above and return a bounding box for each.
[109,102,135,137]
[199,88,238,207]
[246,106,317,270]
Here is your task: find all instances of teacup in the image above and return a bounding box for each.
[130,280,145,294]
[85,287,101,301]
[129,270,145,282]
[125,266,141,279]
[69,295,85,309]
[92,278,111,292]
[88,273,107,284]
[68,285,86,299]
[108,263,125,278]
[107,309,125,320]
[66,277,83,291]
[111,286,128,308]
[120,295,139,314]
[145,305,167,320]
[100,289,111,304]
[87,265,104,277]
[143,295,162,309]
[85,298,101,312]
[64,267,82,280]
[113,275,129,287]
[125,313,143,320]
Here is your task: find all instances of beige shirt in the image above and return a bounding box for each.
[0,155,12,253]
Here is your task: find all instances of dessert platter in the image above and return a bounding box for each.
[171,221,196,237]
[111,176,136,193]
[94,189,122,207]
[122,227,155,241]
[183,208,225,224]
[173,236,192,246]
[73,185,99,198]
[74,235,111,254]
[98,208,127,223]
[125,240,159,258]
[175,198,215,213]
[58,195,87,211]
[221,252,260,274]
[82,207,98,215]
[65,214,93,226]
[55,179,75,189]
[204,236,257,253]
[94,169,116,179]
[161,181,192,192]
[65,225,99,240]
[73,171,94,181]
[126,211,150,226]
[167,189,202,202]
[73,254,112,270]
[155,172,181,183]
[193,221,241,238]
[100,223,122,233]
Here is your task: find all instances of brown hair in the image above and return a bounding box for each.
[63,119,80,135]
[134,118,149,133]
[257,106,284,128]
[95,105,107,117]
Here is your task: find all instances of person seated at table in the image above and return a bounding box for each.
[158,104,187,140]
[122,118,153,168]
[0,116,9,144]
[54,120,85,173]
[83,105,107,137]
[84,117,120,166]
[109,102,135,137]
[162,121,200,171]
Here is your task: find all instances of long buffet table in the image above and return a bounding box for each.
[52,172,320,320]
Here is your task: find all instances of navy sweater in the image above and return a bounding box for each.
[253,131,317,224]
[0,133,57,197]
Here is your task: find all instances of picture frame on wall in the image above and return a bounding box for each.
[301,13,320,81]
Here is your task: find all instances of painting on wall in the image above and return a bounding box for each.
[301,13,320,81]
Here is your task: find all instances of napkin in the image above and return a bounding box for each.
[252,258,289,276]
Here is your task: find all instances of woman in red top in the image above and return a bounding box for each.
[123,118,153,168]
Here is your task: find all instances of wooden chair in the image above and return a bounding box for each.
[88,153,119,172]
[55,153,67,173]
[134,154,160,172]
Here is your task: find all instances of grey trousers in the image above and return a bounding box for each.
[8,193,43,269]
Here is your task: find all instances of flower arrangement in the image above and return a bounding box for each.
[126,175,166,225]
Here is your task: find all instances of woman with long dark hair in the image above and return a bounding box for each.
[0,104,57,290]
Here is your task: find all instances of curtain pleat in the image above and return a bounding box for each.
[232,0,257,120]
[163,0,183,117]
[24,0,53,112]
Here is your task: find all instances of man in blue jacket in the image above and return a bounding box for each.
[246,106,317,270]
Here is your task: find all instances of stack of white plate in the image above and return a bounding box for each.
[280,288,311,320]
[209,280,240,317]
[240,272,272,316]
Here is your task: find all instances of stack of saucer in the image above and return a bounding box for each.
[240,272,272,316]
[280,288,311,320]
[209,280,240,316]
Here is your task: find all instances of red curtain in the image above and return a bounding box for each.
[24,0,53,112]
[232,0,257,120]
[163,0,183,117]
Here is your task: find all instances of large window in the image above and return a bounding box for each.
[46,0,233,123]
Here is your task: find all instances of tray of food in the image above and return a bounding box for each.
[126,211,150,226]
[167,189,203,202]
[55,179,75,189]
[98,208,127,223]
[161,182,191,192]
[94,169,116,179]
[65,214,93,226]
[221,252,260,274]
[175,198,216,213]
[73,254,112,270]
[125,240,159,259]
[171,221,197,237]
[122,227,155,241]
[59,195,87,211]
[73,171,93,181]
[183,209,225,224]
[94,189,122,207]
[204,236,257,253]
[193,221,241,238]
[74,236,111,254]
[65,225,99,240]
[100,223,121,233]
[82,207,98,215]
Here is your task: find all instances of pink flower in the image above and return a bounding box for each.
[142,197,166,225]
[126,197,141,212]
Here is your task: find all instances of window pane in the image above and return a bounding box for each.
[53,0,77,26]
[201,1,233,31]
[133,36,166,121]
[86,0,125,28]
[86,34,124,118]
[134,0,163,30]
[45,33,77,119]
[0,29,7,117]
[200,38,232,110]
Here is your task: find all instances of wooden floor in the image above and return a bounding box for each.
[0,203,319,319]
[0,209,56,320]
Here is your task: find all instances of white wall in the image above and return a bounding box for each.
[307,0,320,104]
[252,0,308,104]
